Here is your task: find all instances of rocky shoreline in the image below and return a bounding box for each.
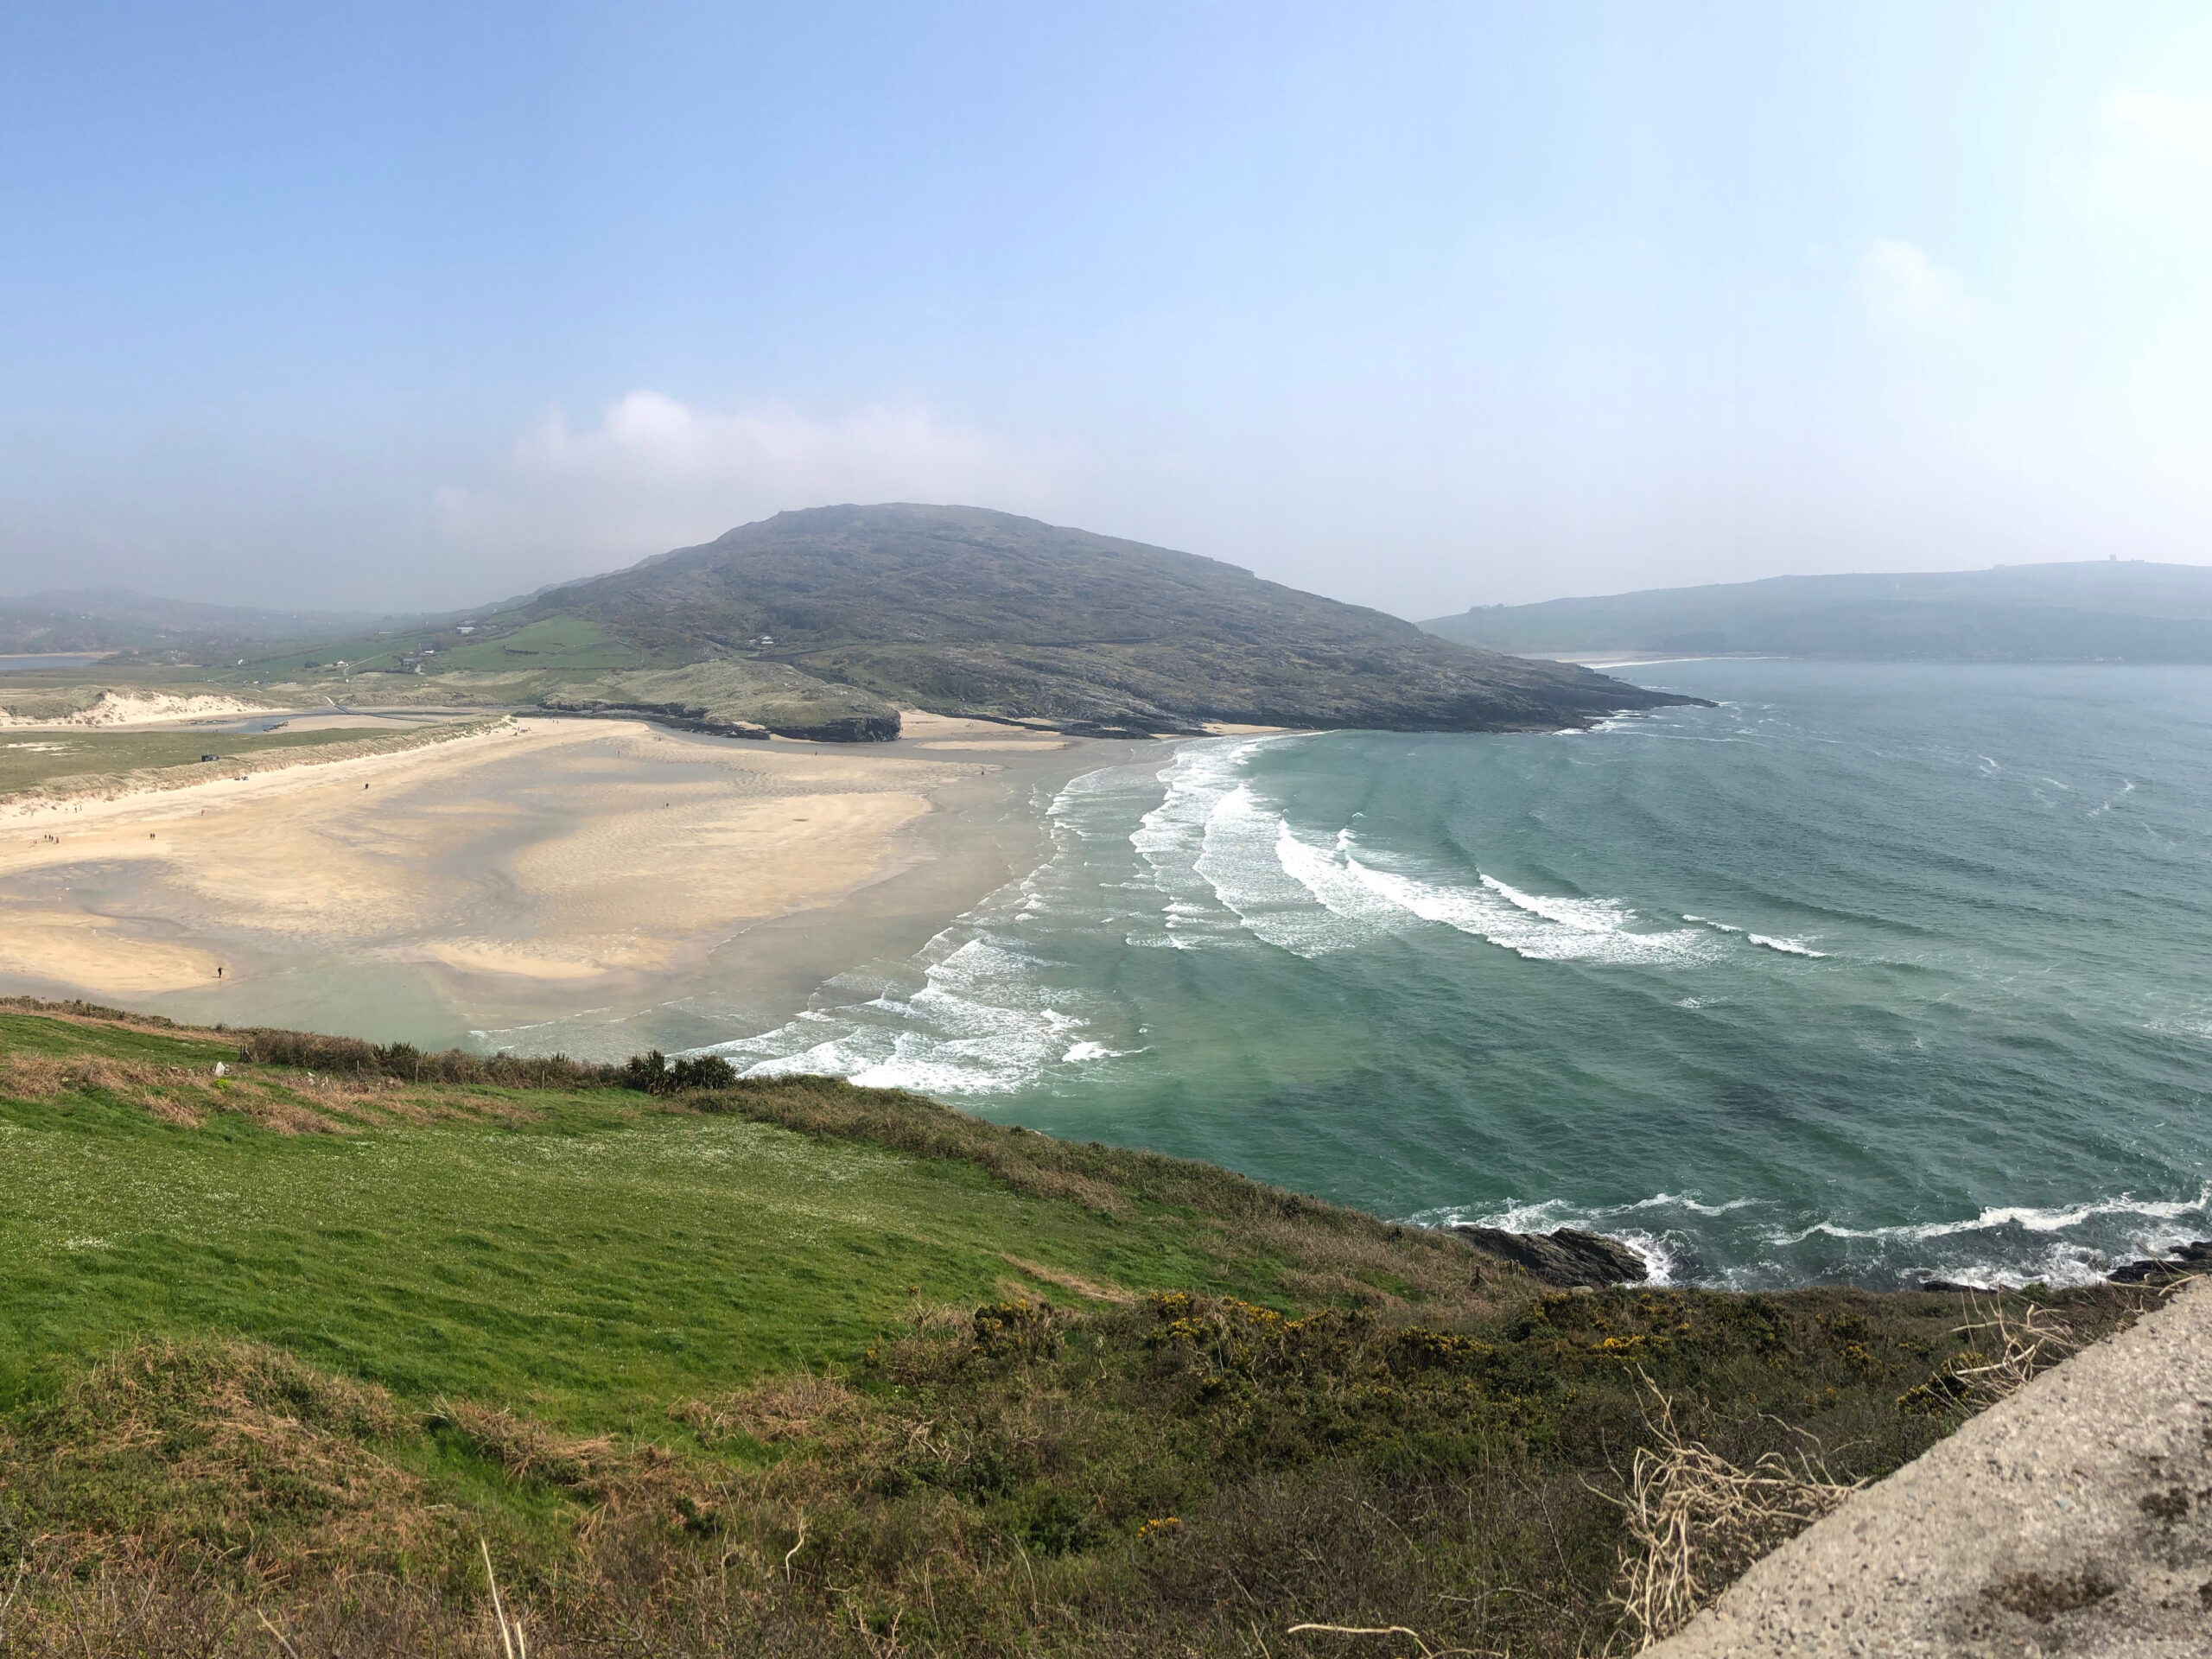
[1451,1224,1649,1288]
[1460,1224,2212,1295]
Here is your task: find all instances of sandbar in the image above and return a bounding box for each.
[0,713,1149,1057]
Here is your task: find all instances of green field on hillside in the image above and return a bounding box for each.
[0,1006,2158,1658]
[219,614,653,682]
[427,615,646,672]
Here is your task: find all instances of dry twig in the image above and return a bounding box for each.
[480,1539,527,1659]
[1602,1377,1859,1649]
[1942,1298,2076,1411]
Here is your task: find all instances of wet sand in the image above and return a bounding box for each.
[0,710,1148,1057]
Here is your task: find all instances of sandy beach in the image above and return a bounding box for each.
[0,709,1140,1056]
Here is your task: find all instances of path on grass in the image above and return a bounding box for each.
[1649,1277,2212,1657]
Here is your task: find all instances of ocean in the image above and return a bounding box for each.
[708,660,2212,1291]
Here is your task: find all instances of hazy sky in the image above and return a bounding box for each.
[3,3,2210,620]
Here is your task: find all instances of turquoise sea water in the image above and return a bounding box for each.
[712,662,2212,1289]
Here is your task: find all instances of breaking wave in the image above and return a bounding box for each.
[1411,1184,2212,1292]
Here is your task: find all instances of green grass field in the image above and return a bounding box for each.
[0,1005,2161,1658]
[0,1014,1306,1431]
[0,726,394,796]
[427,615,645,672]
[219,614,650,682]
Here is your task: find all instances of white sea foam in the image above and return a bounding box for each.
[1193,782,1372,956]
[1415,1184,2212,1291]
[1128,739,1408,957]
[1344,856,1716,964]
[1747,933,1827,957]
[1609,1230,1685,1287]
[1132,741,1278,945]
[1479,874,1631,932]
[1274,823,1406,933]
[1128,741,1720,968]
[1413,1195,1701,1286]
[691,753,1179,1097]
[704,919,1124,1096]
[1772,1185,2212,1248]
[1683,912,1827,957]
[1623,1192,1762,1217]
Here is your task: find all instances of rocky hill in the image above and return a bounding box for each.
[501,504,1689,737]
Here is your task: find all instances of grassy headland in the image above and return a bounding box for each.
[0,1004,2148,1656]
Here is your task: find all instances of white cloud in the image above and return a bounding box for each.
[431,392,1083,586]
[1853,238,1980,334]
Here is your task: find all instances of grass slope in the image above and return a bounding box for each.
[0,725,394,798]
[0,1006,2153,1657]
[190,620,903,741]
[0,720,502,809]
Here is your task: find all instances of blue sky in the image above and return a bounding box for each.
[3,3,2209,616]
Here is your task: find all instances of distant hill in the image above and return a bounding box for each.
[494,504,1691,736]
[0,588,384,656]
[1423,562,2212,662]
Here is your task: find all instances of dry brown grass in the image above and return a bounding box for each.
[0,995,197,1038]
[1941,1298,2081,1412]
[1603,1381,1861,1650]
[999,1255,1139,1305]
[0,1048,558,1135]
[671,1372,869,1449]
[434,1402,714,1543]
[0,1052,361,1132]
[0,1338,451,1583]
[1894,1296,2084,1421]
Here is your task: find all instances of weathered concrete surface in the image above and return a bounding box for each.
[1648,1279,2212,1657]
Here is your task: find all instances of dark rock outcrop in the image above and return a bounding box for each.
[2107,1239,2212,1284]
[1452,1224,1648,1287]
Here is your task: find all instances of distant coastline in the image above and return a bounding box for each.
[1426,559,2212,664]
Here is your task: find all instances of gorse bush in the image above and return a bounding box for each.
[620,1050,738,1096]
[0,1285,2139,1658]
[237,1028,620,1089]
[236,1029,740,1095]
